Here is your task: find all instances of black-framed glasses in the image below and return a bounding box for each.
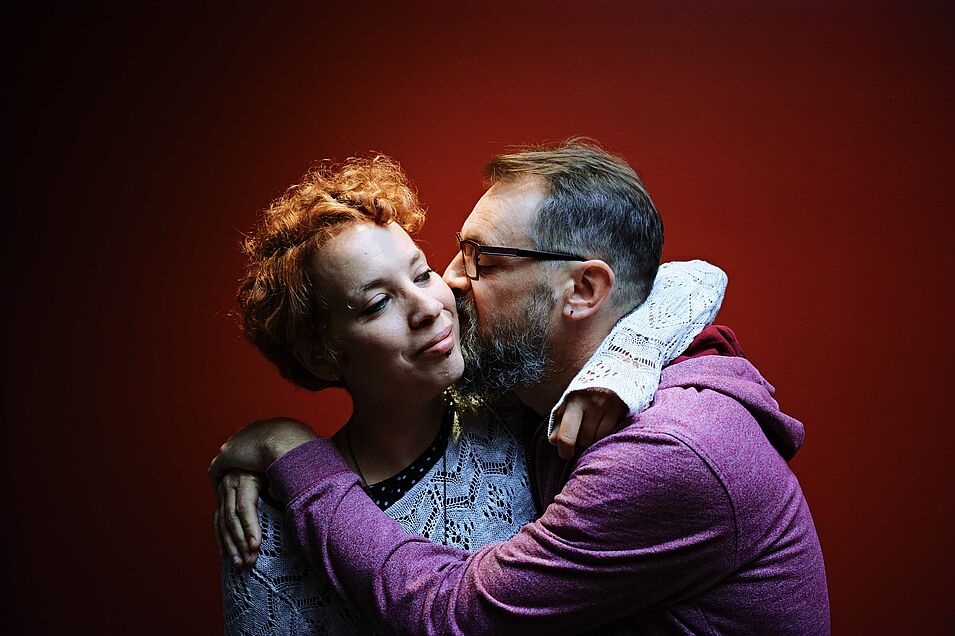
[455,233,587,281]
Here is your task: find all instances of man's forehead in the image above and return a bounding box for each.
[460,175,546,245]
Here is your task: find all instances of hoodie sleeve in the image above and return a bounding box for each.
[267,426,738,635]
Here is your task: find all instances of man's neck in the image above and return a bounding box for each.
[514,316,616,416]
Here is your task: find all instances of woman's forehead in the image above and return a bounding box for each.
[311,222,422,298]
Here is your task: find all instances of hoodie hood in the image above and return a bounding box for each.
[672,324,745,364]
[661,326,804,460]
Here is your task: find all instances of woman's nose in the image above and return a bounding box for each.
[409,286,444,327]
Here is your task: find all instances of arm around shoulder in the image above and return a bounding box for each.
[268,427,738,634]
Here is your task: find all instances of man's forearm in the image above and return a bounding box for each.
[267,434,735,635]
[268,440,614,634]
[267,440,481,633]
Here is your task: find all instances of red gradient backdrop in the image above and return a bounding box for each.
[3,3,952,634]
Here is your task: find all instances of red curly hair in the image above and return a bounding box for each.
[236,155,426,391]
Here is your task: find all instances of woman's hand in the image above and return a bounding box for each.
[214,470,265,568]
[549,390,628,460]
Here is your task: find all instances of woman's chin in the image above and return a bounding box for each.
[432,350,465,394]
[448,349,465,380]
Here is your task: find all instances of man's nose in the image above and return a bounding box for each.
[443,251,471,294]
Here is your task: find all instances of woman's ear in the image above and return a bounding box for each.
[294,344,341,382]
[562,260,615,321]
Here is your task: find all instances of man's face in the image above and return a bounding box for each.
[443,176,558,397]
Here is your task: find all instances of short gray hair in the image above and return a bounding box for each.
[485,139,664,310]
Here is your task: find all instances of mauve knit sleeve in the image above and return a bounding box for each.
[267,429,737,635]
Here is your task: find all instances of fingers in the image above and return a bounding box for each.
[550,401,583,461]
[219,475,252,567]
[593,410,620,446]
[236,473,263,558]
[551,391,631,459]
[594,396,629,443]
[217,494,242,567]
[213,509,224,558]
[573,407,603,455]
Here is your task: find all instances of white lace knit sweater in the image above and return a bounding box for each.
[221,260,726,635]
[222,403,535,635]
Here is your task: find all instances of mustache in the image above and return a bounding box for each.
[455,293,474,323]
[452,288,552,400]
[455,294,479,341]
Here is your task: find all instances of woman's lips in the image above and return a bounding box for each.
[418,325,454,356]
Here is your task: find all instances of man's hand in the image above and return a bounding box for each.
[549,390,627,460]
[214,470,265,568]
[209,418,317,566]
[208,417,317,485]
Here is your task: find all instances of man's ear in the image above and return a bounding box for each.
[294,344,342,382]
[561,260,615,321]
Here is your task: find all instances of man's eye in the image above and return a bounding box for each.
[414,269,434,285]
[360,296,389,316]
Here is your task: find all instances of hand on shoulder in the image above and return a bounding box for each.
[208,418,318,485]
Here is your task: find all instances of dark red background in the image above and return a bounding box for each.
[3,2,952,633]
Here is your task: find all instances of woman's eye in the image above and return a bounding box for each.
[414,269,433,285]
[360,296,389,316]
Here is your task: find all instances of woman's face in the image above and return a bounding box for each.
[312,221,464,400]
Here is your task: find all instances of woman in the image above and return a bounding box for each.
[216,155,724,634]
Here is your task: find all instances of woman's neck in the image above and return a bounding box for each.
[333,391,446,485]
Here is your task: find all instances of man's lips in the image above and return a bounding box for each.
[417,324,454,356]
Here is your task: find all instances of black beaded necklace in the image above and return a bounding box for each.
[345,400,453,545]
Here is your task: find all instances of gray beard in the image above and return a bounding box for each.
[454,284,555,403]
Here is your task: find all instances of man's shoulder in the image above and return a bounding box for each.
[567,418,735,519]
[571,369,794,511]
[589,365,812,563]
[551,421,738,562]
[629,355,794,467]
[631,377,757,443]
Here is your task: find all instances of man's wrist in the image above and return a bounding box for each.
[265,437,351,503]
[262,427,318,466]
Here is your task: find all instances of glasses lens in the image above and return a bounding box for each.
[461,241,478,279]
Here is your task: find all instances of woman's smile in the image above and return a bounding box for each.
[416,323,455,357]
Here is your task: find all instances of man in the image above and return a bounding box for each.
[212,140,830,634]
